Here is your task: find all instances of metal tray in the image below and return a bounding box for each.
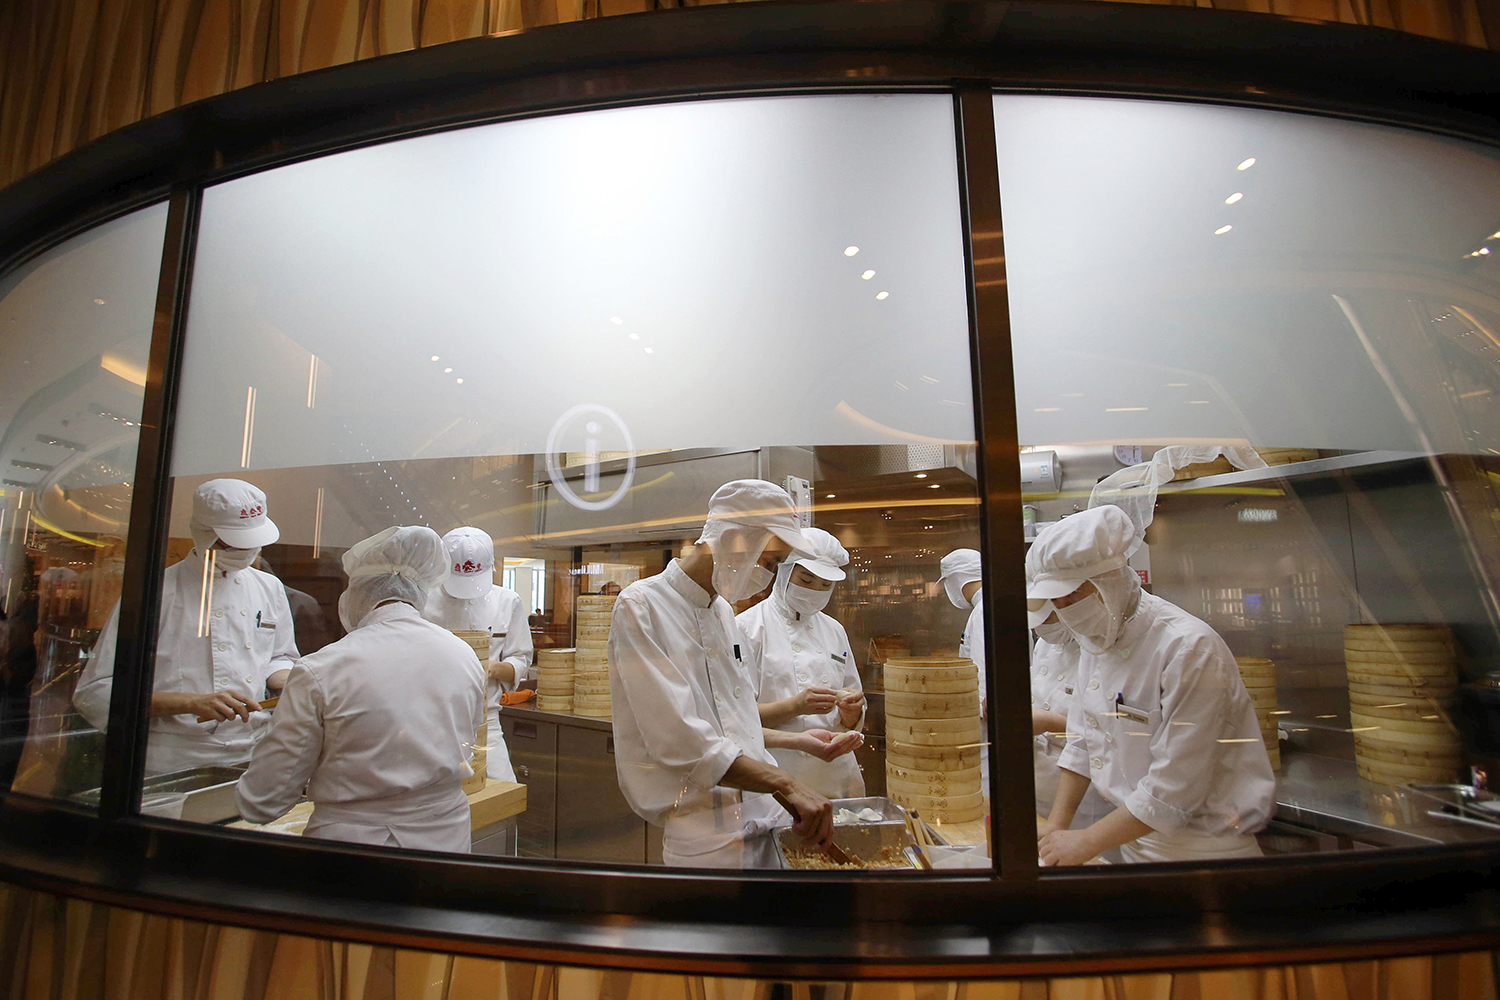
[76,764,248,824]
[774,796,944,869]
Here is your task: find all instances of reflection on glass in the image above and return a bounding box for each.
[160,93,987,868]
[0,202,168,802]
[998,95,1500,864]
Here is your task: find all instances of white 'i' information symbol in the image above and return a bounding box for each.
[545,404,635,512]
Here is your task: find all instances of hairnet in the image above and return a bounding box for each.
[939,548,983,610]
[338,526,450,630]
[784,527,849,581]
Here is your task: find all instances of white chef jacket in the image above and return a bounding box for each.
[422,584,532,781]
[235,601,486,853]
[737,591,865,799]
[958,590,990,796]
[1056,592,1275,848]
[74,552,299,775]
[608,560,782,866]
[1030,635,1113,833]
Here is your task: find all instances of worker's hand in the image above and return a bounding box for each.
[791,729,863,761]
[1038,828,1097,867]
[1036,818,1061,842]
[836,689,865,730]
[173,690,262,723]
[794,687,840,716]
[776,784,834,849]
[487,659,517,686]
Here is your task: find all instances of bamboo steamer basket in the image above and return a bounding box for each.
[1345,649,1457,671]
[462,717,487,794]
[1256,447,1320,465]
[1358,757,1460,785]
[886,714,983,735]
[885,657,976,671]
[889,787,985,814]
[884,723,983,748]
[1353,737,1463,767]
[536,696,575,713]
[1347,690,1452,716]
[886,743,982,769]
[883,673,979,695]
[884,691,981,720]
[1345,636,1454,654]
[1170,455,1235,481]
[887,770,983,798]
[1236,656,1276,678]
[1347,678,1457,699]
[1267,745,1281,770]
[1346,623,1454,644]
[1349,711,1459,740]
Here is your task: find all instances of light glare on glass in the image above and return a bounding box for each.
[93,298,105,305]
[1237,157,1256,170]
[629,333,640,340]
[876,291,889,300]
[1215,225,1233,235]
[861,270,875,280]
[1225,192,1243,204]
[915,473,928,479]
[843,246,859,256]
[444,367,453,373]
[430,355,439,362]
[456,378,464,384]
[611,316,624,325]
[644,347,654,354]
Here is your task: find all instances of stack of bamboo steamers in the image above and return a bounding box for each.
[451,630,490,792]
[1345,623,1462,786]
[536,648,576,713]
[573,594,617,718]
[883,656,986,823]
[1235,657,1281,771]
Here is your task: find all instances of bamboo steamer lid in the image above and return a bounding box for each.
[883,691,981,720]
[1256,448,1320,465]
[883,674,979,695]
[885,721,983,747]
[887,771,983,798]
[1345,623,1453,644]
[537,648,576,666]
[1235,656,1276,675]
[885,656,975,669]
[886,743,982,768]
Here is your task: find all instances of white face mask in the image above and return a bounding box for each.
[785,581,833,616]
[706,525,774,603]
[944,577,975,610]
[1035,619,1072,646]
[211,546,260,572]
[337,589,359,632]
[1056,592,1117,655]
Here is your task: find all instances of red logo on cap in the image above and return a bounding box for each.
[456,559,482,574]
[239,505,263,520]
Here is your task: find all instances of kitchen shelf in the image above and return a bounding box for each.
[1154,450,1427,495]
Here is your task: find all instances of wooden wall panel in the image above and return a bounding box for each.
[0,0,1496,193]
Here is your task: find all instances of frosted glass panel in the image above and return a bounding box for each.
[996,95,1500,453]
[176,95,974,477]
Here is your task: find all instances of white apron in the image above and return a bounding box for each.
[1120,828,1263,864]
[660,788,784,869]
[304,780,471,853]
[485,706,516,782]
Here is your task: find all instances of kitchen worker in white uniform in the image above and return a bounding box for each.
[236,526,485,852]
[1033,506,1275,866]
[422,526,531,782]
[75,479,298,775]
[938,548,989,796]
[609,480,860,868]
[739,527,866,799]
[1029,601,1115,853]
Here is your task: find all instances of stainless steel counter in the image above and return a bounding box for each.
[1273,750,1500,849]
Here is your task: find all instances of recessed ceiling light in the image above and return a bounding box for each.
[826,493,836,498]
[844,246,859,257]
[915,473,928,479]
[93,299,105,305]
[1225,192,1243,205]
[1214,225,1233,235]
[644,347,654,354]
[431,355,439,361]
[629,333,640,340]
[444,367,453,373]
[456,378,464,384]
[861,270,875,280]
[929,484,941,489]
[1237,157,1256,170]
[611,316,623,325]
[876,291,889,300]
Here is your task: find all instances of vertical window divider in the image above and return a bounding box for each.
[953,85,1038,881]
[99,186,202,821]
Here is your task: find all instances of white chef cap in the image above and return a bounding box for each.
[338,526,450,631]
[938,548,983,610]
[698,480,816,556]
[1025,506,1135,601]
[785,527,849,582]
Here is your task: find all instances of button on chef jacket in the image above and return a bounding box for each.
[609,560,781,864]
[737,590,864,799]
[423,583,532,781]
[1030,634,1113,831]
[236,601,486,852]
[1056,591,1275,840]
[74,552,298,775]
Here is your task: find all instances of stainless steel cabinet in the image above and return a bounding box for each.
[501,715,557,859]
[555,727,648,863]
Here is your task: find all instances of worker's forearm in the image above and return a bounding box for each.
[1032,709,1067,735]
[757,697,799,728]
[1078,806,1155,857]
[488,659,516,686]
[1046,767,1092,830]
[719,754,795,796]
[761,727,809,751]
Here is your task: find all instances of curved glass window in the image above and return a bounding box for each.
[136,94,989,868]
[997,95,1500,865]
[0,202,169,804]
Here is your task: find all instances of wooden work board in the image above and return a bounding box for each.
[228,779,526,838]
